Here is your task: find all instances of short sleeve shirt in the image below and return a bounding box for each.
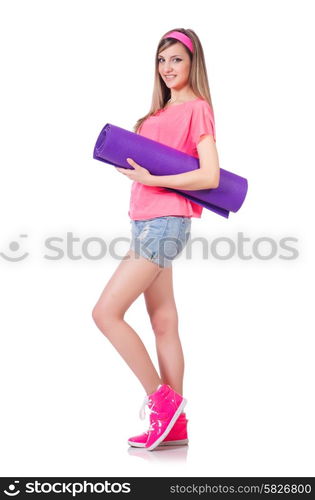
[128,98,216,220]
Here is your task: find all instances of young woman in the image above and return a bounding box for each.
[92,28,220,451]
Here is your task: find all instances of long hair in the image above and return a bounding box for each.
[133,27,214,133]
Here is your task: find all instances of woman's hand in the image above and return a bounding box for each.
[115,158,153,185]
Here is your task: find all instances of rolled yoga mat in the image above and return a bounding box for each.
[93,123,248,218]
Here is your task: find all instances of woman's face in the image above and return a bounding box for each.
[158,42,191,91]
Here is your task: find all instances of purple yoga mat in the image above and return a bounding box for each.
[93,123,248,218]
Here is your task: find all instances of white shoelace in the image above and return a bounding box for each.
[139,395,150,420]
[139,385,163,420]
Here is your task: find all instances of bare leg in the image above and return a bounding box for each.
[144,265,185,395]
[92,249,163,395]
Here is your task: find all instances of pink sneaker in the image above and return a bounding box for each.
[128,412,189,447]
[142,384,187,451]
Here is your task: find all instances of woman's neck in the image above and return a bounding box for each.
[168,93,197,105]
[164,94,198,109]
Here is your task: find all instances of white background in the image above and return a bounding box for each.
[1,0,314,477]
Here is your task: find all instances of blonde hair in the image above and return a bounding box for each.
[133,28,214,133]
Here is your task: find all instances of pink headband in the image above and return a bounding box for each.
[162,31,194,54]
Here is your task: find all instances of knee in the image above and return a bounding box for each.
[92,305,100,324]
[92,303,117,331]
[92,304,103,327]
[150,308,179,337]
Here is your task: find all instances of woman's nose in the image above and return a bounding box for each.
[164,62,173,72]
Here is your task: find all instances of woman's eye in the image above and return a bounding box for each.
[158,58,182,63]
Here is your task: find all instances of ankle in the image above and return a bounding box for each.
[146,382,162,396]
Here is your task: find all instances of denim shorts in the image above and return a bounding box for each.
[130,216,192,268]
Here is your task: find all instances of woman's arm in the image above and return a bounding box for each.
[148,135,220,190]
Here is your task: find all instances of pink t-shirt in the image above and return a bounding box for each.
[128,97,216,220]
